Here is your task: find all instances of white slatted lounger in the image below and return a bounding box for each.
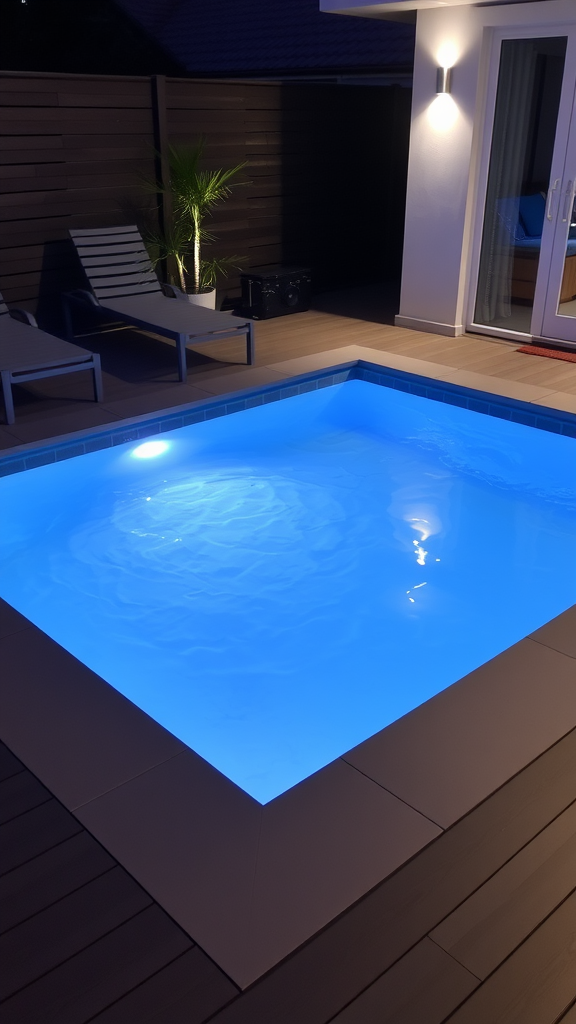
[0,293,102,426]
[66,226,255,382]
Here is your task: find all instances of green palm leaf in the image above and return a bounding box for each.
[143,138,248,294]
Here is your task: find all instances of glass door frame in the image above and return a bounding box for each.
[536,69,576,345]
[465,22,576,343]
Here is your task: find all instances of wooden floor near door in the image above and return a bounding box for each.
[2,282,576,446]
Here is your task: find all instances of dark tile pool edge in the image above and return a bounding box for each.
[2,360,575,478]
[352,361,576,437]
[0,364,357,477]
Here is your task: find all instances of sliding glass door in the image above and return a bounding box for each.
[472,29,576,345]
[538,81,576,344]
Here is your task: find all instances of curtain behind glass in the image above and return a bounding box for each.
[475,40,538,324]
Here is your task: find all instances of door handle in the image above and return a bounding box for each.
[547,178,560,220]
[561,179,575,222]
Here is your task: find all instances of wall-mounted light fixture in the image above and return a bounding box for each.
[436,67,452,94]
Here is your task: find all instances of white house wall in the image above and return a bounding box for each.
[394,0,576,337]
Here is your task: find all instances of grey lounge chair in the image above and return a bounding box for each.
[65,226,255,381]
[0,292,102,426]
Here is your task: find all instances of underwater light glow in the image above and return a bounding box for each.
[132,441,170,459]
[0,379,574,803]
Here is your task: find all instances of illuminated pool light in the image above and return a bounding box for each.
[132,441,170,459]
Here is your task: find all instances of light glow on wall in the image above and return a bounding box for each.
[436,41,459,69]
[427,93,459,132]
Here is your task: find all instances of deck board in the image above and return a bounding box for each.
[0,832,114,933]
[0,743,239,1022]
[0,905,193,1023]
[328,939,478,1024]
[89,948,239,1024]
[1,800,83,875]
[430,800,576,979]
[0,770,52,825]
[445,890,576,1024]
[206,729,576,1024]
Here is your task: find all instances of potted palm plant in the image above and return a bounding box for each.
[145,140,247,309]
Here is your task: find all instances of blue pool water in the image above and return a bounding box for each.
[1,379,575,803]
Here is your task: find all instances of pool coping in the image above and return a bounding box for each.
[1,359,576,988]
[1,358,576,480]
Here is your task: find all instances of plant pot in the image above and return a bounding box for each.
[185,288,217,310]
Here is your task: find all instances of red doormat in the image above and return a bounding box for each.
[517,344,576,363]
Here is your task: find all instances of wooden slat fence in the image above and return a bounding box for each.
[0,71,411,322]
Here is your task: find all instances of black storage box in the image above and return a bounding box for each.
[240,266,311,319]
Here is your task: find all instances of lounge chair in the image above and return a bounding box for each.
[0,292,102,426]
[65,226,255,381]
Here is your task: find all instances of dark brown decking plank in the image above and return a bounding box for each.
[559,1002,576,1023]
[0,746,238,1022]
[444,889,576,1024]
[207,729,576,1024]
[430,799,576,979]
[0,768,52,825]
[1,865,153,1001]
[0,741,25,782]
[0,831,115,933]
[0,800,83,876]
[0,904,193,1023]
[328,938,478,1024]
[89,947,239,1024]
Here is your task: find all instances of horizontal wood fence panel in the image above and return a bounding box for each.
[0,106,153,124]
[0,139,64,156]
[0,176,69,193]
[0,71,410,319]
[57,93,152,109]
[0,91,58,107]
[0,75,150,92]
[61,140,154,157]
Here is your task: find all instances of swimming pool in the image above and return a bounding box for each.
[1,372,575,803]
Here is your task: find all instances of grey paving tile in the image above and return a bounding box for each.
[246,759,440,986]
[0,427,21,449]
[207,728,576,1024]
[530,605,576,660]
[534,391,576,414]
[74,749,262,987]
[4,404,119,444]
[267,350,360,374]
[99,384,211,418]
[329,938,478,1023]
[0,599,32,640]
[352,346,457,379]
[0,742,25,783]
[343,639,576,828]
[440,368,556,402]
[0,627,185,809]
[197,367,286,394]
[430,799,576,979]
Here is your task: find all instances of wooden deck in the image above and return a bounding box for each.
[1,285,576,1022]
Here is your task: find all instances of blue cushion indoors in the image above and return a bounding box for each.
[519,193,546,238]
